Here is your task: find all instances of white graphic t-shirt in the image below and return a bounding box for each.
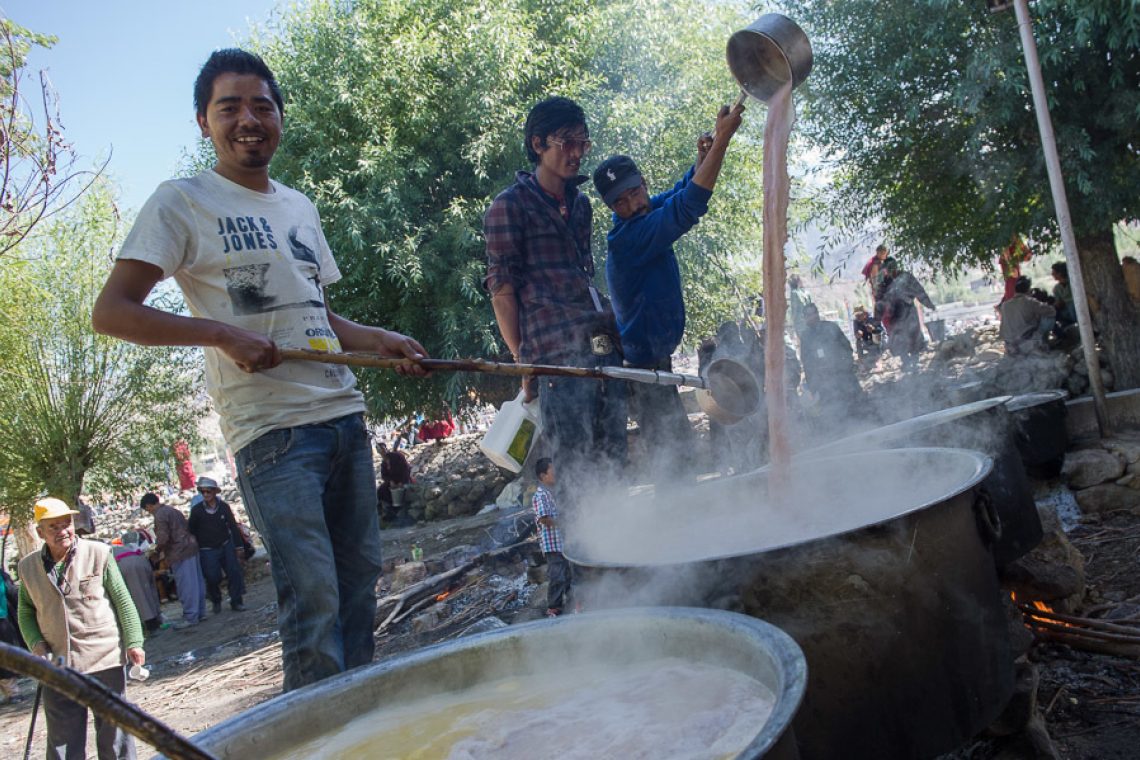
[118,170,365,452]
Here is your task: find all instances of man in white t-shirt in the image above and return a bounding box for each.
[92,49,428,691]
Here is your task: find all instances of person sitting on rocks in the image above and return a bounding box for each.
[377,442,414,527]
[999,276,1056,356]
[1051,261,1076,327]
[852,305,882,360]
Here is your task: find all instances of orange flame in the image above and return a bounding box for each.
[1012,592,1070,628]
[435,590,451,602]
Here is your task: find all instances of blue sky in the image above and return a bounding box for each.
[6,0,291,212]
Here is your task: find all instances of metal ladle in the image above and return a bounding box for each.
[279,349,761,425]
[727,13,813,104]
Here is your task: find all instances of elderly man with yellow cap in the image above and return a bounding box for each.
[16,497,145,760]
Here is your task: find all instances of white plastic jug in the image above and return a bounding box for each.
[479,390,542,473]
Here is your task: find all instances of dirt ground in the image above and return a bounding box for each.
[1,471,1138,758]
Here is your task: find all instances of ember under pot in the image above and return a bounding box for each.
[568,448,1013,760]
[801,396,1042,566]
[181,608,807,760]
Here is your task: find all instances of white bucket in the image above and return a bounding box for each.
[479,390,542,473]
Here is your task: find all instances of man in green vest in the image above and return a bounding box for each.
[17,497,145,760]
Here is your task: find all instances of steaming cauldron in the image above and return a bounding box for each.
[1005,390,1069,478]
[568,448,1013,760]
[801,395,1042,566]
[181,608,807,760]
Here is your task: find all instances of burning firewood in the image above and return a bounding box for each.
[374,540,532,633]
[1018,602,1140,660]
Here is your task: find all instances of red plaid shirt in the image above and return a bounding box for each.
[484,171,618,363]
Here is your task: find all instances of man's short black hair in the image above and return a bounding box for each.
[1014,275,1032,294]
[1052,261,1068,279]
[523,97,586,164]
[535,457,553,479]
[140,492,159,508]
[194,48,284,118]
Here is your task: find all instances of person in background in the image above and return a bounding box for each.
[1121,256,1140,304]
[997,234,1032,309]
[0,564,27,703]
[485,96,627,503]
[188,476,250,614]
[999,276,1056,356]
[140,492,206,629]
[1051,261,1077,327]
[878,258,936,370]
[851,305,882,360]
[112,531,164,635]
[532,457,571,618]
[73,497,97,537]
[377,442,413,527]
[799,304,863,412]
[861,244,890,304]
[787,274,813,340]
[594,102,743,484]
[17,497,145,759]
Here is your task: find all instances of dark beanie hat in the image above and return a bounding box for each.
[593,155,644,206]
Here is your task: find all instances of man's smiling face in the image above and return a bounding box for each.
[197,72,282,186]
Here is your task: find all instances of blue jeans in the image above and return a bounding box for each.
[235,412,382,692]
[199,541,244,607]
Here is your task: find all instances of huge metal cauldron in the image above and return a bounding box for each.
[801,395,1042,566]
[181,608,807,760]
[568,448,1013,760]
[1005,390,1069,478]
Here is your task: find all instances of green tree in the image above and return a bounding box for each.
[778,0,1140,385]
[0,181,203,545]
[243,0,777,418]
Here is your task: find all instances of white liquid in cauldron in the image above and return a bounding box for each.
[269,658,775,759]
[571,448,988,566]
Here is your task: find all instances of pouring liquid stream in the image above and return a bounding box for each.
[762,79,795,499]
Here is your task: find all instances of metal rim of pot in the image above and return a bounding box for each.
[567,447,995,570]
[187,607,809,760]
[796,395,1014,461]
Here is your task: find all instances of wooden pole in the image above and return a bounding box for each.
[1011,0,1110,435]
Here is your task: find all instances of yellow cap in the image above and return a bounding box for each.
[34,497,80,523]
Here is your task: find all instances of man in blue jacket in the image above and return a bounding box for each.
[594,103,743,482]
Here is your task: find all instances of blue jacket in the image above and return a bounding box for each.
[604,167,712,366]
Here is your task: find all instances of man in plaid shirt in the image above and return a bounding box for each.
[532,457,571,617]
[485,97,627,502]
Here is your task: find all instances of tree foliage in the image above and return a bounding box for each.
[0,17,105,257]
[241,0,784,418]
[775,0,1140,264]
[0,182,204,526]
[776,0,1140,384]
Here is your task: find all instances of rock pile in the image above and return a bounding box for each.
[1061,437,1140,516]
[399,435,514,522]
[924,325,1112,399]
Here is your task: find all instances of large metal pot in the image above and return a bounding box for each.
[801,396,1042,566]
[1005,390,1069,478]
[182,608,807,760]
[568,448,1013,760]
